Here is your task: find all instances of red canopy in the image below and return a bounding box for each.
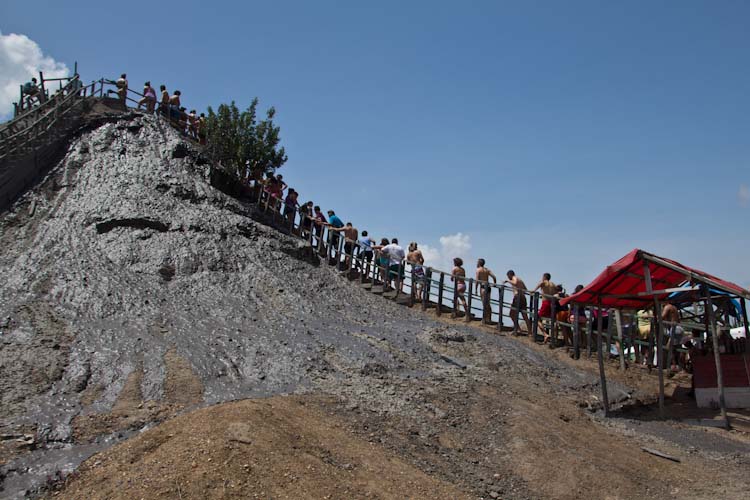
[560,249,750,309]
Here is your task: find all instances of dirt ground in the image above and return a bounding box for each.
[51,312,750,500]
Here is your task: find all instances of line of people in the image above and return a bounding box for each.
[110,74,206,144]
[254,171,738,376]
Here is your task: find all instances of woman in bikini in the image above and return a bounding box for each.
[451,257,468,317]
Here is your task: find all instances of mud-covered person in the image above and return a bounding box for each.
[475,258,497,320]
[504,270,532,335]
[115,73,128,103]
[451,258,469,317]
[533,272,557,343]
[407,242,426,298]
[158,85,169,115]
[330,222,359,271]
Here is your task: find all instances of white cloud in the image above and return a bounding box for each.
[420,232,472,271]
[739,184,749,207]
[0,31,69,118]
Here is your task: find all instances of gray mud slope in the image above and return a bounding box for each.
[0,112,617,497]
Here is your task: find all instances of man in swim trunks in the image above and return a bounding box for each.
[474,258,497,321]
[408,242,426,298]
[330,222,359,271]
[504,270,532,335]
[532,273,557,342]
[159,85,169,115]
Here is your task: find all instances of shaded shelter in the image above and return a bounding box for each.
[561,249,750,428]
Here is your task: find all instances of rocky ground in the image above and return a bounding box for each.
[0,109,748,499]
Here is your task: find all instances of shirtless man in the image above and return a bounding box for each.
[661,302,682,371]
[533,273,557,342]
[159,85,169,114]
[475,259,497,321]
[330,222,358,271]
[407,242,425,298]
[504,270,532,335]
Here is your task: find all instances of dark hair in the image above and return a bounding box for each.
[145,81,151,86]
[556,284,563,292]
[507,270,515,278]
[121,73,126,78]
[160,85,166,90]
[174,90,181,95]
[190,109,196,113]
[574,284,584,293]
[345,222,352,226]
[454,257,463,267]
[391,238,398,244]
[477,258,485,267]
[380,238,389,245]
[543,273,551,280]
[362,230,368,236]
[31,77,37,82]
[314,205,321,211]
[200,113,205,117]
[327,210,335,215]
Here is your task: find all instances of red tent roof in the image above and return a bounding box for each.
[560,249,750,309]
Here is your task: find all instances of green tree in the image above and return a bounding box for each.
[204,98,287,182]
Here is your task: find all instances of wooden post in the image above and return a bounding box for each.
[644,261,665,417]
[423,268,432,310]
[497,285,505,332]
[596,301,610,416]
[466,279,474,322]
[531,292,540,341]
[615,309,626,371]
[573,305,581,359]
[436,272,445,316]
[550,295,557,348]
[704,287,730,430]
[452,274,458,319]
[586,308,593,358]
[482,283,491,325]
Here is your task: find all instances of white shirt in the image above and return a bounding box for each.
[382,244,405,266]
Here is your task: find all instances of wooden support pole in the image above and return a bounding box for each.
[586,309,593,358]
[573,305,581,359]
[704,287,730,430]
[615,309,626,371]
[452,275,458,319]
[423,268,432,310]
[596,301,610,416]
[497,285,505,332]
[645,261,665,417]
[466,279,474,322]
[437,272,445,316]
[482,283,491,325]
[550,295,557,348]
[531,292,540,341]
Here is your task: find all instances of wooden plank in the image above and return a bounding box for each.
[641,447,681,463]
[423,268,432,310]
[586,309,593,358]
[465,278,474,322]
[550,295,557,347]
[531,292,539,341]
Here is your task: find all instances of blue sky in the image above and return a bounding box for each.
[2,0,749,290]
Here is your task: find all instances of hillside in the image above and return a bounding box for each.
[0,109,748,499]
